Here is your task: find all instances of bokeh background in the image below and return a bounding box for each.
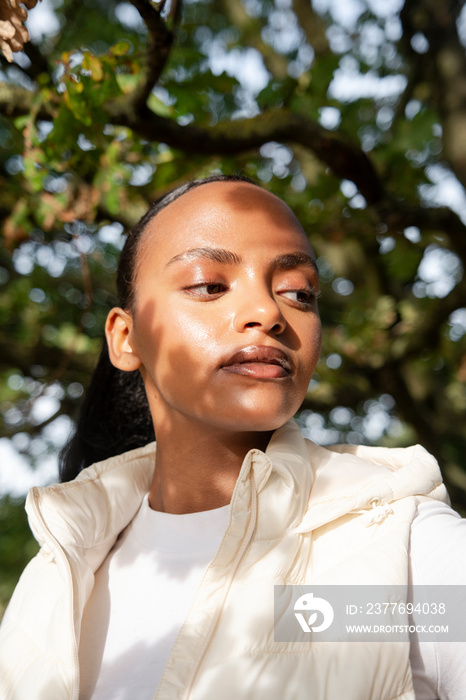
[1,0,466,618]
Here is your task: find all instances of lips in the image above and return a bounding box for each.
[221,346,292,379]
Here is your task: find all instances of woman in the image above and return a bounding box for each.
[1,174,465,699]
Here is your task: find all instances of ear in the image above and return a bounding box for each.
[105,307,142,372]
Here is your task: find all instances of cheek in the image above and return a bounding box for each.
[294,320,321,390]
[300,316,322,359]
[311,321,322,358]
[134,303,222,387]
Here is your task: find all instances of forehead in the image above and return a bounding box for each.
[138,182,314,263]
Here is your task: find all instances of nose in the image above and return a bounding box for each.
[233,287,286,335]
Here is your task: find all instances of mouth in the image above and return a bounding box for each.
[221,345,292,379]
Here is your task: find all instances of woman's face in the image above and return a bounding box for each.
[120,181,321,437]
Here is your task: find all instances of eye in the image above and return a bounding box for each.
[279,288,320,307]
[184,282,228,298]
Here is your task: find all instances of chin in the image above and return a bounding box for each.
[236,393,302,427]
[221,407,296,434]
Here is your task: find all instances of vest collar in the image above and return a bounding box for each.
[26,419,447,563]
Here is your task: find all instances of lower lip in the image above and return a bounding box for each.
[222,362,290,379]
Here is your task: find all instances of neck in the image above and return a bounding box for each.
[148,422,273,514]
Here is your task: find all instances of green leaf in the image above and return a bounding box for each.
[147,92,175,118]
[82,53,104,82]
[111,40,132,57]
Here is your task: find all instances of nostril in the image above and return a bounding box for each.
[245,322,260,328]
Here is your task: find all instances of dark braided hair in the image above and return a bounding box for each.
[59,173,257,481]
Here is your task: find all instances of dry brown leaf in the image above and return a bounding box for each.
[0,0,42,62]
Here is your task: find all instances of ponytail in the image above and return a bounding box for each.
[59,338,154,482]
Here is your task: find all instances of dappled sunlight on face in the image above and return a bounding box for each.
[130,181,322,439]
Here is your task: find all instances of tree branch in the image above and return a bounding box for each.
[377,196,466,267]
[292,0,330,58]
[0,81,51,118]
[0,82,384,201]
[400,0,466,189]
[110,104,385,202]
[127,0,178,110]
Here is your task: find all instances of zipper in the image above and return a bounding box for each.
[29,488,80,700]
[185,468,258,700]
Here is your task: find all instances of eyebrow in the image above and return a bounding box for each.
[166,247,242,268]
[165,246,318,275]
[269,252,319,275]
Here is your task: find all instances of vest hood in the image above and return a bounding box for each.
[298,432,448,532]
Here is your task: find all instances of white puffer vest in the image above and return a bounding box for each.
[0,420,448,700]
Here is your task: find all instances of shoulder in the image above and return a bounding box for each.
[409,501,466,700]
[410,499,466,584]
[302,436,447,505]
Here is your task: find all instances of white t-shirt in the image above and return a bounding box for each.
[79,497,230,700]
[79,498,466,700]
